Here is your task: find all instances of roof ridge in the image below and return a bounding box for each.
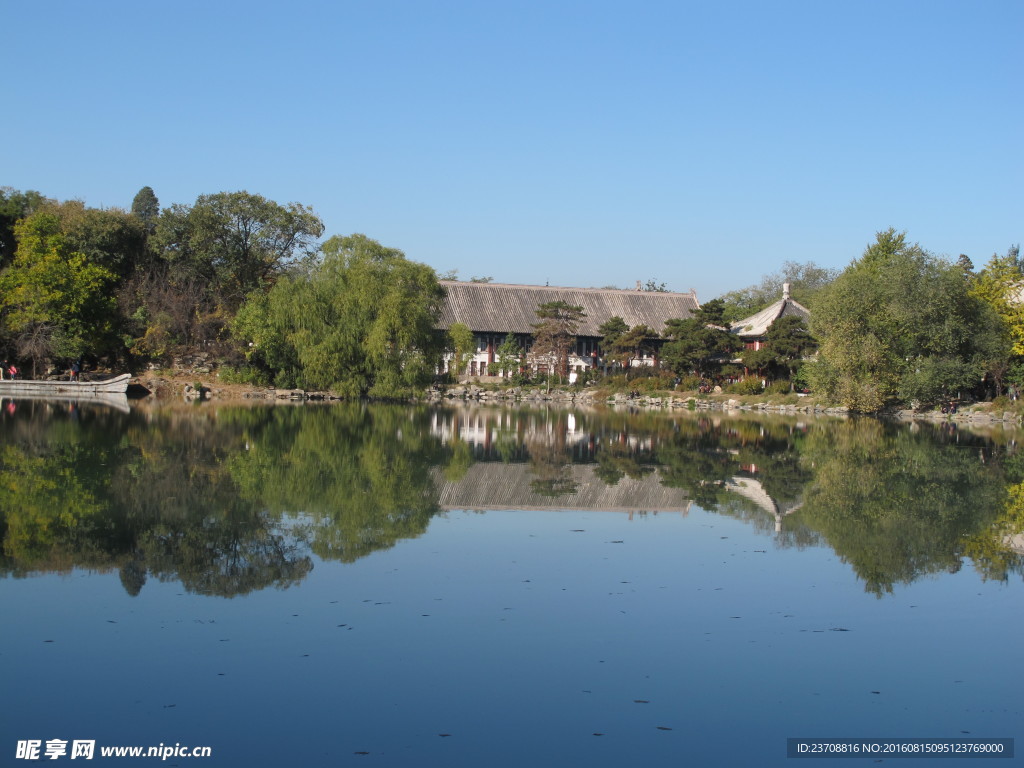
[440,280,697,297]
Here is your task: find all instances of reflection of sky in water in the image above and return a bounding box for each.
[3,506,1020,768]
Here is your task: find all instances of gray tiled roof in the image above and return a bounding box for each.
[730,297,810,338]
[434,462,692,513]
[438,281,699,336]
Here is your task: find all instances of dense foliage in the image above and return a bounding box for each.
[661,299,741,379]
[808,229,1010,410]
[233,234,444,398]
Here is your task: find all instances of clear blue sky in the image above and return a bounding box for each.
[5,0,1020,300]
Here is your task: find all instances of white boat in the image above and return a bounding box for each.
[0,391,131,414]
[0,373,132,395]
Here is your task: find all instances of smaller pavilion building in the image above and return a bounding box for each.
[729,283,810,352]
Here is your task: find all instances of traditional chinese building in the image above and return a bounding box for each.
[437,280,700,378]
[729,283,810,352]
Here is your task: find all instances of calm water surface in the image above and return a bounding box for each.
[1,401,1021,767]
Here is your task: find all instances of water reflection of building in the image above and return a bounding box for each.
[430,409,655,461]
[1006,532,1024,555]
[432,407,808,529]
[723,475,804,533]
[435,463,692,518]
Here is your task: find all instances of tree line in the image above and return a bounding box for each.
[0,186,444,397]
[1,186,1018,409]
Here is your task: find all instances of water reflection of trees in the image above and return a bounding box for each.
[1,401,1021,597]
[0,403,449,595]
[429,406,1024,593]
[795,419,1021,594]
[227,406,447,562]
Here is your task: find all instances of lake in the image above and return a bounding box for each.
[1,400,1020,767]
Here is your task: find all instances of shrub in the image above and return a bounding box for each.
[726,377,764,395]
[794,365,813,394]
[218,365,271,386]
[676,374,702,391]
[509,371,534,387]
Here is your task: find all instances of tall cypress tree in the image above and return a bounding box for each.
[130,186,160,233]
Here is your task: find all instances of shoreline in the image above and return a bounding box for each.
[132,372,1023,427]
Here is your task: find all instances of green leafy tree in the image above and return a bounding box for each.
[956,253,975,278]
[530,300,585,377]
[153,191,324,311]
[970,246,1024,355]
[447,322,474,379]
[495,333,522,377]
[0,187,47,268]
[233,233,444,398]
[0,199,153,364]
[808,229,1007,410]
[0,213,118,370]
[35,200,148,280]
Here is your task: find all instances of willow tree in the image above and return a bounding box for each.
[233,233,444,398]
[447,322,474,379]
